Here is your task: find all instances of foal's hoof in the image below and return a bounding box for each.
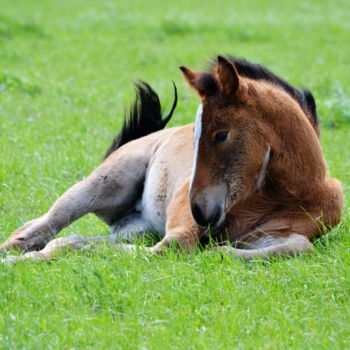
[0,240,15,253]
[0,235,48,253]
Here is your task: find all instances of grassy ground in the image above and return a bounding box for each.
[0,0,349,348]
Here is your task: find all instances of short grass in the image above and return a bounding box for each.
[0,0,349,349]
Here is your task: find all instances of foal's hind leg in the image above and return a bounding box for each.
[0,141,155,253]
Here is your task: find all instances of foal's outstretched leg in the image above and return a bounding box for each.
[0,142,155,252]
[0,179,102,252]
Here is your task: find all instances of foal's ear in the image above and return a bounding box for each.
[180,66,218,97]
[179,66,197,87]
[216,56,240,96]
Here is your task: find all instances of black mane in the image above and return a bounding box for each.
[104,81,177,159]
[217,56,319,133]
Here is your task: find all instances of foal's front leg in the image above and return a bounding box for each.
[215,216,316,259]
[150,179,204,253]
[0,149,149,252]
[215,234,314,259]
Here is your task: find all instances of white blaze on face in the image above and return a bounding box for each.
[190,104,203,189]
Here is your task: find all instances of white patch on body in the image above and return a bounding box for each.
[139,164,168,236]
[109,212,152,240]
[136,126,195,237]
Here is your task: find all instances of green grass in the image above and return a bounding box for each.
[0,0,349,348]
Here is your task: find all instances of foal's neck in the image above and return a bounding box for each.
[265,96,326,199]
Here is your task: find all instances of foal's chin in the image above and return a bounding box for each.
[212,212,226,229]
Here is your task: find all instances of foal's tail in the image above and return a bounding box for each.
[104,81,178,159]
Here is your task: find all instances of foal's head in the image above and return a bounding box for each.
[181,56,313,227]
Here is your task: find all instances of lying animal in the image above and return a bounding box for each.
[0,56,343,263]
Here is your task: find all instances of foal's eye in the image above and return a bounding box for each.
[214,131,229,144]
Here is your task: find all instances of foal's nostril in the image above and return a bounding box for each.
[191,202,222,227]
[191,203,208,227]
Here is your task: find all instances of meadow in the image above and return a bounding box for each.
[0,0,349,348]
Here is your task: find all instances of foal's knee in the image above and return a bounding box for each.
[285,234,314,254]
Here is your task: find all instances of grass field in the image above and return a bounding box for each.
[1,0,350,348]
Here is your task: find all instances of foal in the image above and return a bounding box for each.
[0,56,343,263]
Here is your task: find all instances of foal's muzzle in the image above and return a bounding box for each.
[190,184,227,228]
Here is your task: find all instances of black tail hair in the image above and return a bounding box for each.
[104,81,177,159]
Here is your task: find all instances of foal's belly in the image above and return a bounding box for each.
[140,124,194,234]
